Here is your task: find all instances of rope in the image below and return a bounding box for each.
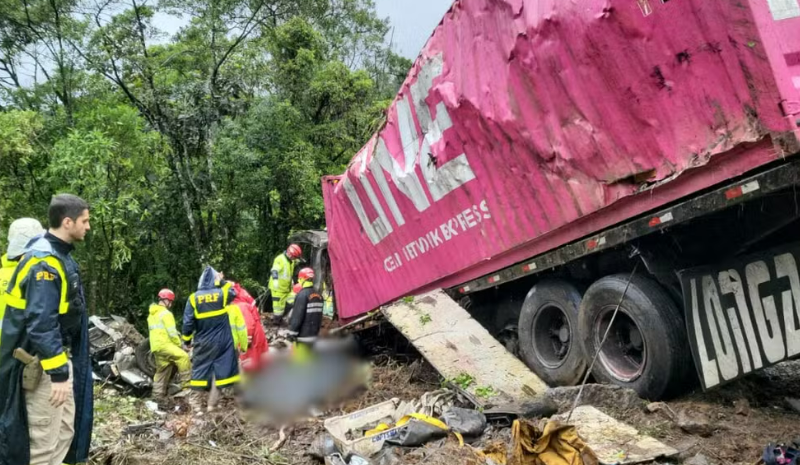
[566,262,639,423]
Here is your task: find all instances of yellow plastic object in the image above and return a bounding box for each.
[365,423,390,437]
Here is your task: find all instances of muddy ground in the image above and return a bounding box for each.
[89,330,800,465]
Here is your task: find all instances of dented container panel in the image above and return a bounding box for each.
[323,0,800,319]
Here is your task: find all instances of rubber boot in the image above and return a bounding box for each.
[173,370,192,398]
[151,364,174,399]
[207,380,220,412]
[189,391,205,415]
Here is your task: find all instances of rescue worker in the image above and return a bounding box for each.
[286,268,324,348]
[1,218,46,346]
[0,194,93,465]
[269,244,302,324]
[147,289,191,398]
[230,282,268,373]
[182,266,239,413]
[208,284,248,410]
[228,301,248,355]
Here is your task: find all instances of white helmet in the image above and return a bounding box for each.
[7,218,45,259]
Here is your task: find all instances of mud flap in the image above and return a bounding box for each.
[383,290,549,406]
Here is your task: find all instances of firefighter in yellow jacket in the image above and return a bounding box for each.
[147,289,191,398]
[269,244,302,323]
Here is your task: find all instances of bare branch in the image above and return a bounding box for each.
[210,0,266,86]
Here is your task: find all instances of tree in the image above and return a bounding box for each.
[0,0,410,319]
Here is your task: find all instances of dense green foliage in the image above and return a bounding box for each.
[0,0,412,322]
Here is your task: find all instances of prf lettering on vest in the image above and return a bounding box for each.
[36,271,55,281]
[197,292,220,305]
[687,252,800,389]
[343,54,477,247]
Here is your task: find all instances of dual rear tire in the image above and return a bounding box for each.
[517,275,693,400]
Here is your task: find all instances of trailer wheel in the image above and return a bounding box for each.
[518,280,587,386]
[578,274,693,400]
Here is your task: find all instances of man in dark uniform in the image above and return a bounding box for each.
[182,266,239,413]
[0,194,93,465]
[286,268,324,348]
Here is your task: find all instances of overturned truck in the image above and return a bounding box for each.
[309,0,800,399]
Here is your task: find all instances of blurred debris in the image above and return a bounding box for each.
[483,398,560,427]
[676,410,717,437]
[393,389,458,419]
[325,453,348,465]
[384,414,450,447]
[684,453,711,465]
[785,397,800,414]
[89,315,154,395]
[122,422,160,436]
[555,406,678,464]
[442,407,487,437]
[310,433,340,459]
[734,399,751,416]
[547,384,642,412]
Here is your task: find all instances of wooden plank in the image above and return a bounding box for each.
[383,290,549,406]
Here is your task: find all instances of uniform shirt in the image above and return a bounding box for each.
[287,282,324,343]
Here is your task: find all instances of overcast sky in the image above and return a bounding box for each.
[373,0,453,58]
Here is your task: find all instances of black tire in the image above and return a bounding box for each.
[518,280,587,386]
[578,274,693,400]
[135,339,157,378]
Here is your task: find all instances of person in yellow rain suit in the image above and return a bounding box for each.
[227,303,249,355]
[147,289,191,398]
[269,244,302,324]
[0,218,45,347]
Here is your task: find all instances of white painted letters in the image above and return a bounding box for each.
[691,278,720,388]
[746,261,786,363]
[701,275,739,381]
[345,53,477,246]
[775,253,800,357]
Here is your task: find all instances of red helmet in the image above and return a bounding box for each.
[298,268,315,281]
[287,244,302,260]
[158,289,175,302]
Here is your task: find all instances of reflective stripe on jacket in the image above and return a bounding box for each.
[287,281,324,343]
[0,233,93,465]
[269,253,295,313]
[0,254,19,346]
[2,253,71,375]
[148,304,181,352]
[227,304,249,353]
[182,274,240,388]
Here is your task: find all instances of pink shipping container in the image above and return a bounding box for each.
[322,0,800,320]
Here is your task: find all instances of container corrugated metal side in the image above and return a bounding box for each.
[322,0,800,319]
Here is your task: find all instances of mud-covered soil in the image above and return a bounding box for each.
[89,352,800,465]
[90,357,442,465]
[603,361,800,465]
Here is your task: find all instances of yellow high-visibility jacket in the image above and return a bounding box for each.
[148,304,182,352]
[227,304,249,353]
[0,254,19,346]
[269,253,295,315]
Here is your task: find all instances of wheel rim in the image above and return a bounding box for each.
[594,306,647,382]
[531,303,572,369]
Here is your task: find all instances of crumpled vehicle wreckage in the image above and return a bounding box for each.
[88,315,160,396]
